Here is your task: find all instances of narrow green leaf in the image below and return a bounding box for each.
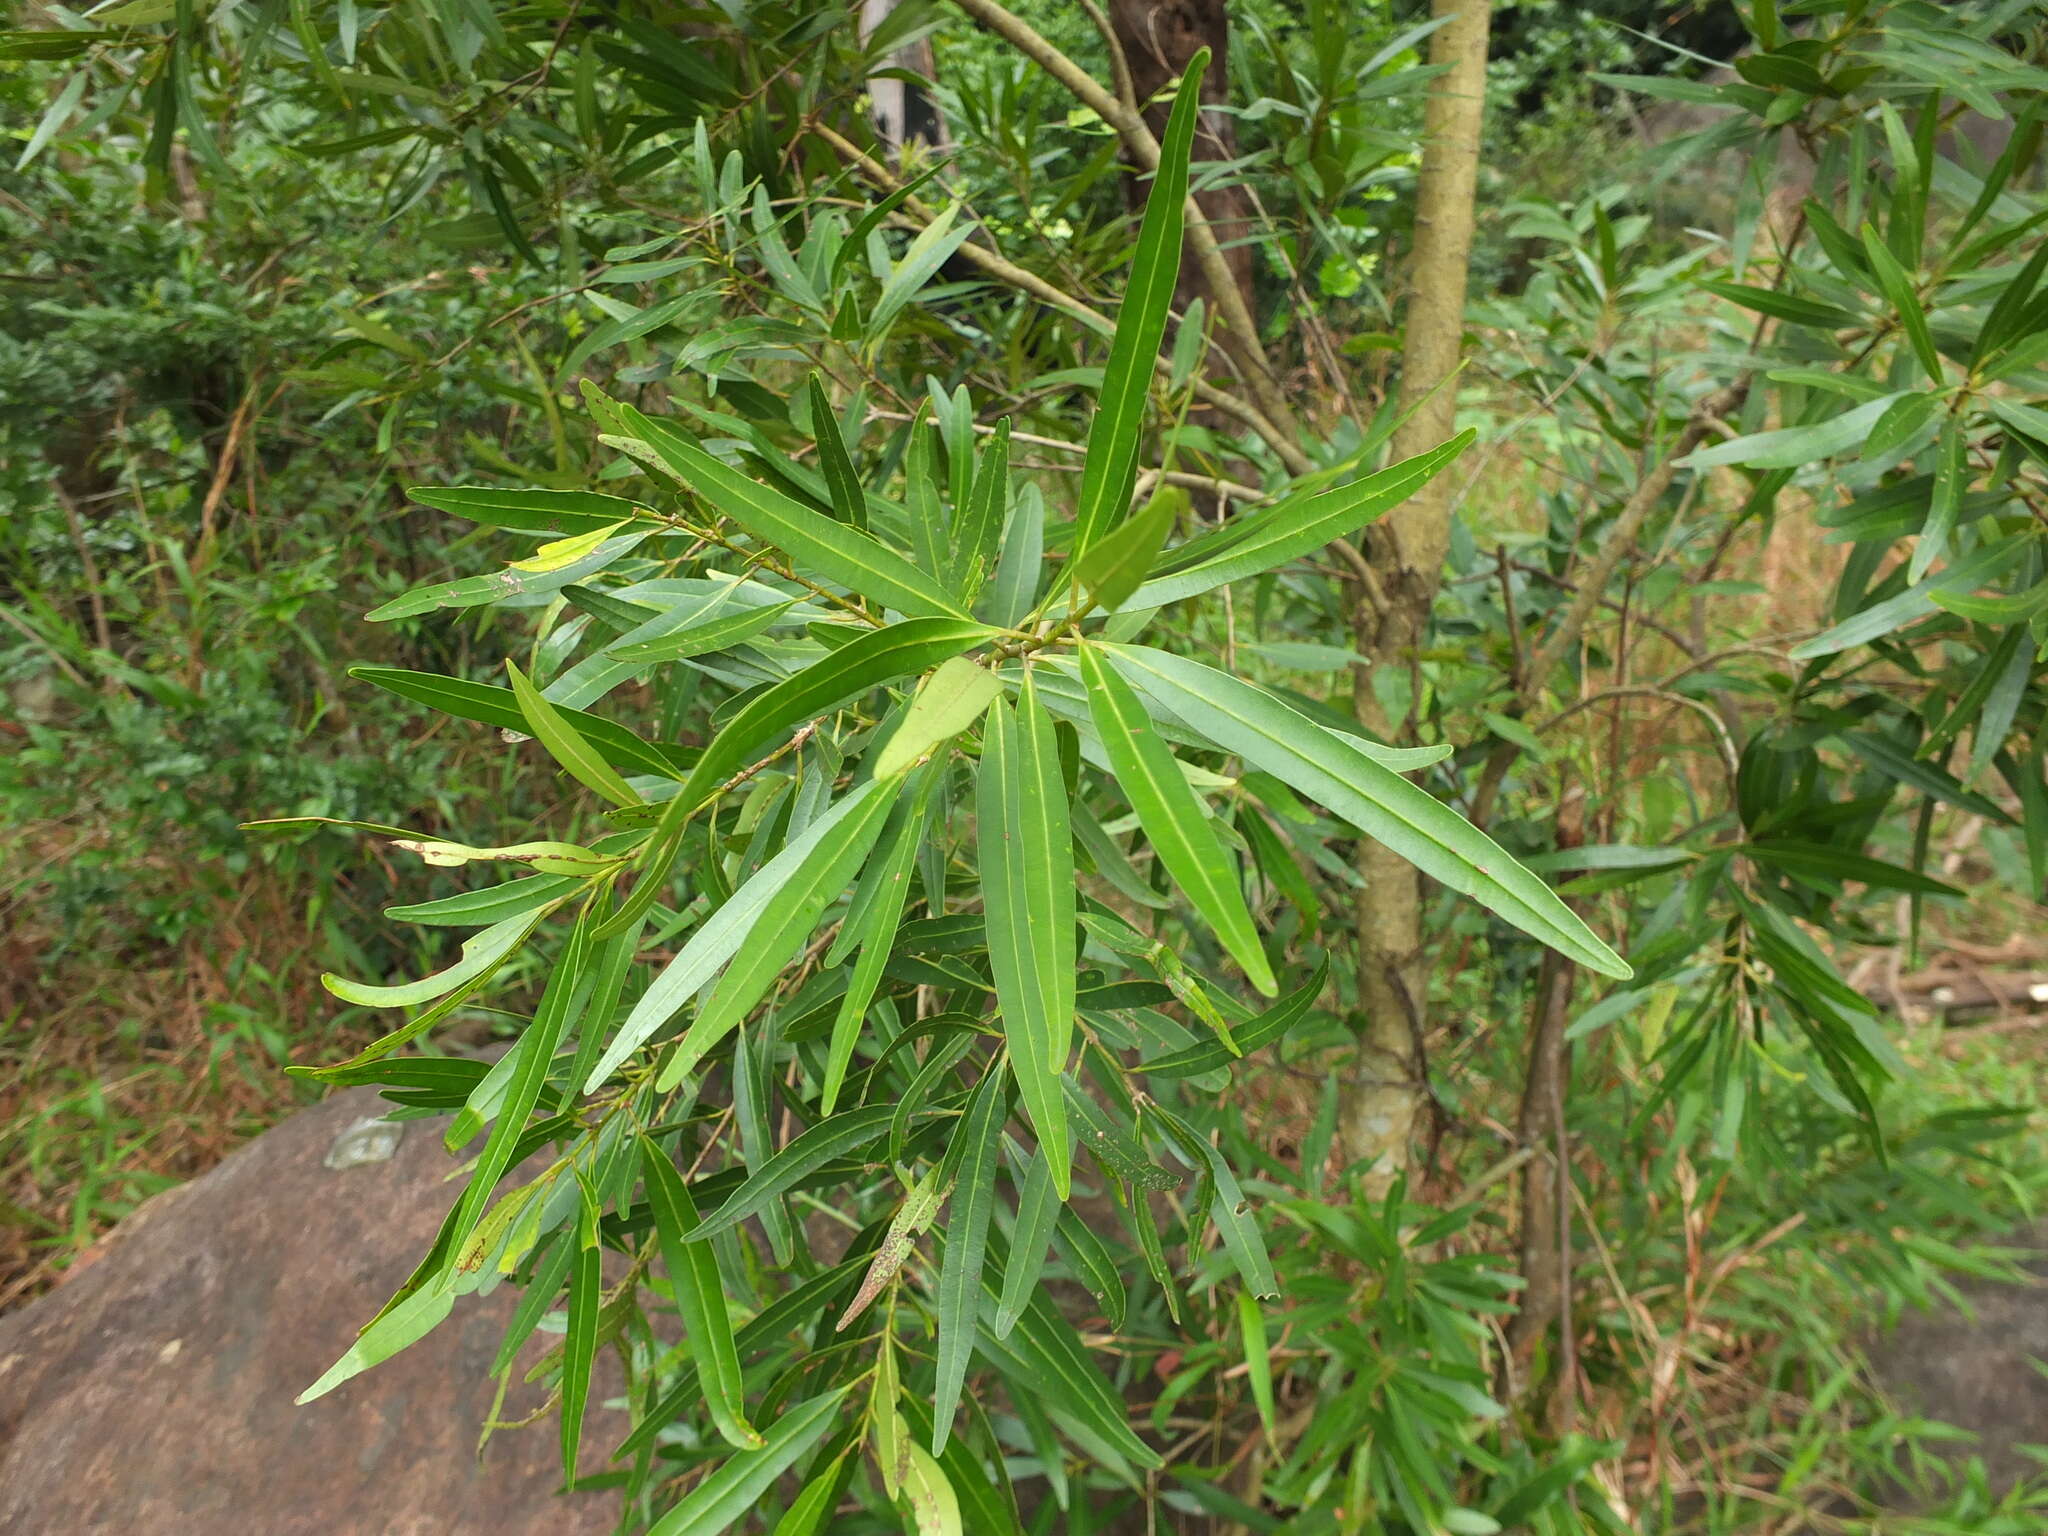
[587,781,889,1092]
[870,202,975,337]
[641,1138,763,1450]
[506,660,642,807]
[691,1105,895,1241]
[608,599,795,663]
[876,657,1002,778]
[560,1180,602,1483]
[1068,487,1183,617]
[661,777,899,1090]
[1137,957,1328,1078]
[1071,51,1208,556]
[1742,841,1964,897]
[1079,644,1274,995]
[644,1386,850,1536]
[807,373,868,530]
[1148,1101,1277,1297]
[933,1067,1007,1453]
[1790,537,2020,658]
[351,665,685,780]
[322,908,542,1008]
[907,417,951,584]
[822,772,937,1113]
[1859,222,1943,378]
[1108,646,1630,978]
[994,1144,1061,1339]
[1908,418,1967,585]
[367,532,649,620]
[1836,733,2015,824]
[986,483,1044,629]
[901,1441,964,1536]
[953,419,1011,601]
[771,1456,851,1536]
[1125,432,1473,609]
[979,684,1074,1197]
[1677,393,1904,471]
[386,874,581,927]
[613,402,969,619]
[446,912,593,1265]
[1238,1291,1277,1449]
[655,617,990,835]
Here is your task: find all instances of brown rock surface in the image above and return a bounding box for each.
[0,1085,621,1534]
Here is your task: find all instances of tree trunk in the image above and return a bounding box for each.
[1106,0,1258,347]
[1341,0,1492,1192]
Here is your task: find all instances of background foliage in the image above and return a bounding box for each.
[6,1,2048,1532]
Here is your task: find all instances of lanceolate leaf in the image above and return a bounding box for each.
[1124,432,1475,609]
[876,656,1002,778]
[807,373,869,531]
[351,666,686,780]
[994,1142,1062,1339]
[641,1138,763,1450]
[643,1386,850,1536]
[323,908,544,1008]
[1078,644,1275,996]
[1137,957,1329,1078]
[933,1066,1007,1454]
[1068,486,1183,618]
[614,403,969,619]
[658,616,991,829]
[411,484,643,539]
[607,598,795,663]
[661,776,899,1089]
[978,683,1075,1198]
[822,769,938,1114]
[1107,646,1631,978]
[953,418,1011,600]
[690,1105,894,1241]
[585,781,893,1092]
[1070,51,1208,558]
[561,1181,602,1483]
[506,660,642,806]
[1148,1101,1278,1298]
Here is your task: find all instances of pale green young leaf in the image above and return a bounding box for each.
[641,1137,763,1450]
[297,1279,455,1404]
[1067,487,1183,618]
[1677,393,1904,471]
[933,1066,1007,1454]
[978,686,1074,1197]
[875,657,1002,778]
[322,907,543,1008]
[1078,644,1275,995]
[644,1386,851,1536]
[1107,646,1631,978]
[506,660,641,807]
[611,402,970,619]
[1124,432,1474,609]
[366,531,650,621]
[1071,52,1209,556]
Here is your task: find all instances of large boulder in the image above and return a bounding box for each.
[0,1085,621,1534]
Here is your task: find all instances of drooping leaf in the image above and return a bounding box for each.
[643,1386,850,1536]
[807,373,868,530]
[932,1066,1007,1453]
[1137,957,1328,1078]
[978,683,1074,1198]
[1078,644,1275,995]
[1107,647,1631,978]
[1067,486,1182,618]
[506,660,642,806]
[1125,432,1474,609]
[660,777,899,1089]
[641,1138,763,1450]
[691,1105,895,1241]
